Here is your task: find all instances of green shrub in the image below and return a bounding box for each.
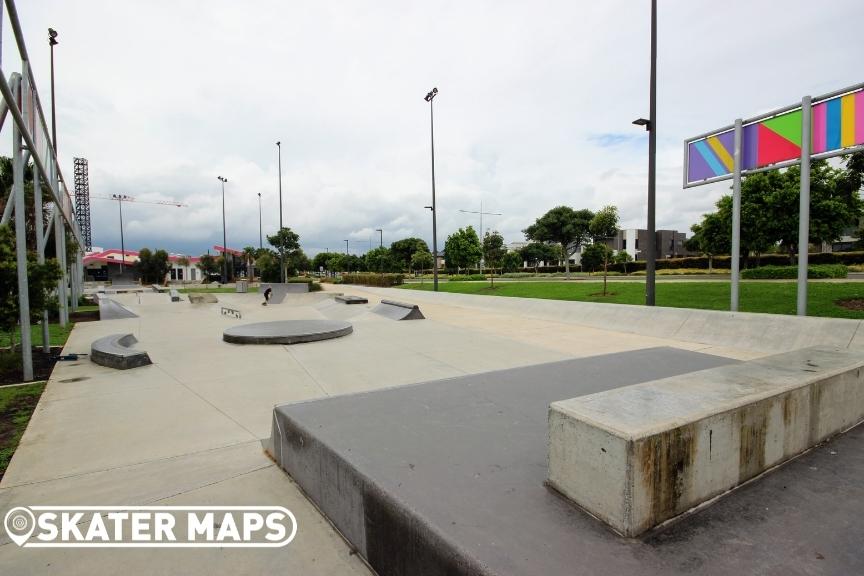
[286,277,322,292]
[741,264,848,279]
[341,273,404,287]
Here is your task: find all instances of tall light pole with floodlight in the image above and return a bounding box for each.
[632,0,657,306]
[375,228,383,248]
[218,176,228,283]
[48,28,58,152]
[424,87,439,291]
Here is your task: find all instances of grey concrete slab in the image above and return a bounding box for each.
[187,292,219,303]
[90,333,152,370]
[269,347,738,576]
[97,296,139,320]
[223,319,353,344]
[336,295,369,304]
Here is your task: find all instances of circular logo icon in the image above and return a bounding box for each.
[4,507,35,546]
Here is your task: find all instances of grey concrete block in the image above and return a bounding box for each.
[97,296,139,320]
[548,346,864,537]
[187,293,219,304]
[169,289,180,302]
[335,295,368,305]
[90,333,152,370]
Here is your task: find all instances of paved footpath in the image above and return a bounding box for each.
[0,286,758,575]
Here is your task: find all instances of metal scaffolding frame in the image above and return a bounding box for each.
[74,157,92,251]
[0,0,84,380]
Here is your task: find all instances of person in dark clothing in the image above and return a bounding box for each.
[263,286,272,306]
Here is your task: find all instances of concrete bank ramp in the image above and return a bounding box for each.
[372,299,425,320]
[91,333,152,369]
[97,295,139,320]
[261,282,309,304]
[267,347,741,576]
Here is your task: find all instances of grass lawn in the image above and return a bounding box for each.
[399,280,864,319]
[3,322,74,349]
[179,286,259,294]
[0,381,46,480]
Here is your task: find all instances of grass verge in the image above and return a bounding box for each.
[399,281,864,319]
[0,381,46,481]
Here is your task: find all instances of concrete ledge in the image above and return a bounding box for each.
[548,346,864,537]
[372,299,424,320]
[169,288,180,302]
[187,293,218,304]
[335,295,368,305]
[90,333,152,370]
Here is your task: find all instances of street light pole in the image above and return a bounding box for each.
[218,176,228,283]
[112,194,131,275]
[425,87,439,291]
[257,192,263,249]
[277,141,285,283]
[646,0,658,306]
[375,228,383,248]
[344,239,349,255]
[48,28,58,152]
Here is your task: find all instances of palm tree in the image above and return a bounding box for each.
[243,246,257,282]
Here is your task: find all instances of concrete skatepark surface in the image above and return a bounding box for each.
[223,319,353,344]
[1,285,862,575]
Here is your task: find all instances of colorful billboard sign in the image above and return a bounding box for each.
[685,86,864,187]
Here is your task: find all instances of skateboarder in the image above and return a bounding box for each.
[263,286,272,306]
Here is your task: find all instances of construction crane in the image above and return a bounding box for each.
[92,194,188,273]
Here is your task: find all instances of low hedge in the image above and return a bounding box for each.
[287,277,322,291]
[449,274,487,281]
[341,273,404,287]
[741,264,848,279]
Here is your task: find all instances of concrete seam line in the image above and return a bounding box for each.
[0,439,261,489]
[283,345,330,397]
[148,463,274,504]
[153,365,259,440]
[845,320,863,348]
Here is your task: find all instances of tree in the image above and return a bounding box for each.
[255,250,281,282]
[589,206,619,295]
[482,230,506,287]
[580,243,609,274]
[267,227,302,282]
[443,226,482,272]
[196,254,220,283]
[312,251,335,273]
[687,212,728,273]
[242,246,257,281]
[365,247,399,273]
[501,251,522,273]
[0,224,62,353]
[390,238,429,271]
[138,248,171,284]
[519,242,560,273]
[410,250,434,274]
[523,206,593,279]
[613,250,633,274]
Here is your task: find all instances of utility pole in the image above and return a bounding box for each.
[425,87,439,291]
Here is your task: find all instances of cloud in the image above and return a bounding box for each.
[7,0,861,257]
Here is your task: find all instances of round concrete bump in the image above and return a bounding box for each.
[223,319,353,345]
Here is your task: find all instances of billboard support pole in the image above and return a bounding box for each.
[730,118,742,312]
[797,96,812,316]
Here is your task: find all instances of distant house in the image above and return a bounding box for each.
[84,248,201,283]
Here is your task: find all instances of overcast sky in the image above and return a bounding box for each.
[5,1,862,256]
